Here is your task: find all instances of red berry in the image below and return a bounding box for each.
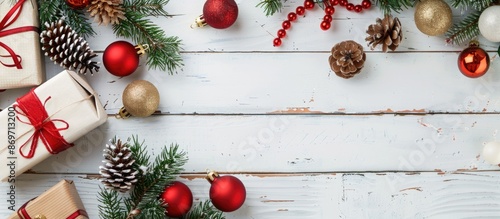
[362,0,371,9]
[273,38,282,47]
[346,3,354,10]
[330,0,339,5]
[339,0,347,6]
[320,21,331,30]
[304,0,315,9]
[323,15,332,23]
[277,29,286,38]
[325,6,335,15]
[354,5,362,12]
[296,6,305,15]
[288,12,297,21]
[282,20,291,30]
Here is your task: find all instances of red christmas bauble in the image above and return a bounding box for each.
[160,181,193,218]
[65,0,90,10]
[207,172,246,212]
[457,42,490,78]
[203,0,238,29]
[103,41,140,77]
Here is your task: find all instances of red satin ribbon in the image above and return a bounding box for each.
[14,89,73,159]
[17,198,89,219]
[0,0,38,69]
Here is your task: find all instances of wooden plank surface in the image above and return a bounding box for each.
[1,0,500,218]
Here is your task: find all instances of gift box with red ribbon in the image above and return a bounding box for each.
[8,179,88,219]
[0,0,44,89]
[0,70,107,181]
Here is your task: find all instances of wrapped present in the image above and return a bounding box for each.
[0,0,44,89]
[8,179,88,219]
[0,70,107,181]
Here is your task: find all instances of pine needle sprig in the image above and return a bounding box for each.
[113,9,183,74]
[445,11,481,45]
[38,0,95,39]
[256,0,283,16]
[38,0,60,25]
[450,0,496,11]
[185,200,226,219]
[375,0,415,15]
[97,187,128,219]
[124,0,172,17]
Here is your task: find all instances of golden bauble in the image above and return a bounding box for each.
[414,0,452,36]
[122,80,160,117]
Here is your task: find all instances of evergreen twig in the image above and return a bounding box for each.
[375,0,415,15]
[445,11,481,45]
[125,0,172,17]
[38,0,95,39]
[97,187,128,219]
[185,200,226,219]
[450,0,495,11]
[256,0,283,16]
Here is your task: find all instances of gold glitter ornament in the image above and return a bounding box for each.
[414,0,452,36]
[118,80,160,118]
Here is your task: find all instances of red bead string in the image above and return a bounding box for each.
[273,0,372,47]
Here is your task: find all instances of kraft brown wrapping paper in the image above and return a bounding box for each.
[0,0,44,89]
[8,179,88,219]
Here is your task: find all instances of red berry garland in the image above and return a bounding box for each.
[273,0,372,47]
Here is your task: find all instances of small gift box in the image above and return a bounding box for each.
[0,70,107,181]
[8,179,88,219]
[0,0,44,89]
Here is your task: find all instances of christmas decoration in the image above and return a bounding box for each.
[40,19,100,75]
[365,15,402,52]
[0,0,43,90]
[100,138,139,193]
[478,5,500,43]
[0,70,107,182]
[88,0,126,26]
[98,136,225,219]
[192,0,239,29]
[66,0,91,9]
[103,41,146,77]
[482,141,500,165]
[457,41,490,78]
[329,40,366,79]
[7,180,88,219]
[414,0,452,36]
[118,80,160,118]
[272,0,372,47]
[207,171,246,212]
[38,0,183,74]
[160,181,193,218]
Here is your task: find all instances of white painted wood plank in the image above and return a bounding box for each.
[2,172,500,218]
[83,0,499,52]
[25,114,500,174]
[3,52,498,114]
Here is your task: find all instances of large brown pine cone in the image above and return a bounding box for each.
[88,0,126,25]
[329,40,366,79]
[365,15,403,52]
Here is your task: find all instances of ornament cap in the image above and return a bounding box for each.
[135,44,149,56]
[116,107,132,119]
[206,170,220,183]
[468,40,480,47]
[191,15,207,29]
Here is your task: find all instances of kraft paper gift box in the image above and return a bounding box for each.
[0,0,44,89]
[0,70,107,181]
[8,179,88,219]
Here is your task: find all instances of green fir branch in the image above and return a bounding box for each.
[38,0,60,25]
[450,0,495,11]
[256,0,283,16]
[375,0,415,15]
[445,11,480,45]
[113,9,183,74]
[97,187,128,219]
[124,0,172,17]
[184,200,225,219]
[37,0,95,39]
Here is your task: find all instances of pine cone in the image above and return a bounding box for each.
[365,15,403,52]
[88,0,126,26]
[329,40,366,79]
[99,138,139,193]
[40,19,99,75]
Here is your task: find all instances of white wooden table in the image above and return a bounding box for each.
[2,1,500,218]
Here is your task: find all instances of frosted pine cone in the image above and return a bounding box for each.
[99,138,139,193]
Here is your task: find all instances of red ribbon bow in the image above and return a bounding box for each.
[14,89,74,159]
[17,197,89,219]
[0,0,38,69]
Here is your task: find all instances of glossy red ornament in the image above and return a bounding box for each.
[65,0,90,9]
[207,171,246,212]
[296,6,305,15]
[103,41,140,77]
[277,29,286,38]
[325,6,335,15]
[339,0,348,6]
[457,41,490,78]
[330,0,339,5]
[346,3,354,10]
[362,0,371,9]
[203,0,238,29]
[273,38,282,47]
[324,15,333,23]
[354,5,363,12]
[288,12,298,21]
[282,20,291,30]
[320,20,331,30]
[304,0,315,10]
[160,181,193,218]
